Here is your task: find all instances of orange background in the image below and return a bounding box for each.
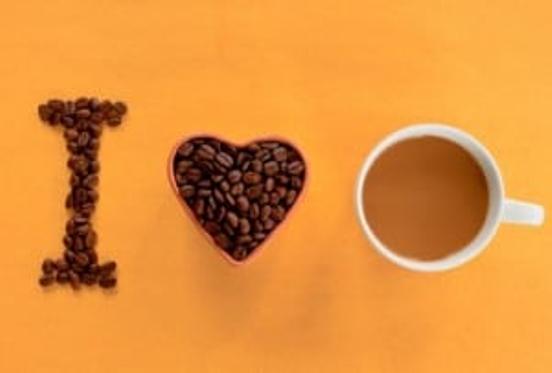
[0,1,551,372]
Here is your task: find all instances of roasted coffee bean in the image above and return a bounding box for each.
[214,233,231,249]
[39,274,56,287]
[68,270,81,290]
[249,203,260,219]
[263,161,279,176]
[226,212,239,229]
[204,221,221,235]
[113,101,127,115]
[253,232,266,241]
[38,104,54,122]
[56,258,69,272]
[197,144,216,160]
[80,273,97,286]
[42,258,56,274]
[236,195,249,212]
[287,161,305,175]
[276,186,287,198]
[264,219,276,230]
[291,176,302,189]
[73,236,85,251]
[194,199,206,216]
[87,250,98,265]
[246,185,263,200]
[286,190,298,206]
[63,235,73,249]
[271,206,286,222]
[273,147,288,162]
[232,246,248,261]
[180,185,195,198]
[99,276,117,289]
[172,137,305,261]
[261,205,272,221]
[220,180,230,192]
[251,159,263,173]
[215,152,234,168]
[214,188,225,203]
[230,183,244,196]
[239,219,251,234]
[56,271,70,284]
[265,177,275,192]
[259,193,270,205]
[99,261,117,276]
[85,230,97,249]
[228,170,242,184]
[225,192,236,206]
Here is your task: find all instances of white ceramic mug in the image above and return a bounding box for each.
[355,124,545,272]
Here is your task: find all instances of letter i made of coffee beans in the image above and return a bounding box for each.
[37,97,127,290]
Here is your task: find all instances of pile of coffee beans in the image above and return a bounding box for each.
[37,97,127,289]
[172,137,306,261]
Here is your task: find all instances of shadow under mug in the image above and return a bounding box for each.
[355,124,545,272]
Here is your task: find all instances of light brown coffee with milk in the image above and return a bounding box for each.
[362,136,489,260]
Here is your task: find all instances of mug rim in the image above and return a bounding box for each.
[355,123,505,272]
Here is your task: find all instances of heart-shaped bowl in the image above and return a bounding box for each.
[167,134,308,266]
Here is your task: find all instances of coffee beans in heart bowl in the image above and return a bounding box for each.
[168,136,307,265]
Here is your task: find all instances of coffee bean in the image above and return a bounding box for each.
[259,193,270,205]
[243,172,261,185]
[236,195,250,212]
[230,183,244,196]
[215,152,234,168]
[204,221,221,235]
[73,236,85,251]
[265,177,275,192]
[264,219,276,230]
[287,161,305,175]
[214,233,231,249]
[251,159,263,173]
[99,261,117,276]
[286,190,298,206]
[239,219,251,234]
[226,212,239,228]
[276,186,287,198]
[223,222,235,236]
[99,276,117,289]
[85,230,97,249]
[194,199,205,216]
[81,273,98,286]
[249,203,260,219]
[180,185,195,198]
[68,270,81,290]
[228,170,242,184]
[232,246,248,261]
[42,259,56,274]
[273,147,288,162]
[56,259,69,272]
[220,180,230,192]
[253,232,266,241]
[38,104,53,122]
[178,142,194,157]
[263,161,279,176]
[214,188,225,203]
[197,144,216,160]
[197,189,212,197]
[225,192,236,206]
[271,206,286,222]
[261,205,272,221]
[113,101,127,115]
[56,271,70,284]
[276,175,290,185]
[216,206,226,222]
[236,235,253,245]
[270,192,281,205]
[291,176,302,189]
[246,185,263,199]
[39,274,56,287]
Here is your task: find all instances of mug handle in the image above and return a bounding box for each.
[502,198,545,226]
